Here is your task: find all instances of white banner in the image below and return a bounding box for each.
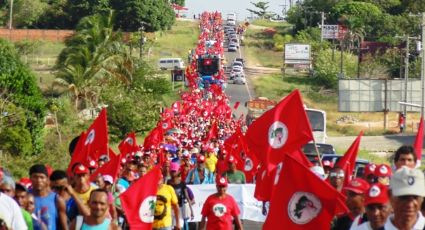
[284,44,311,64]
[187,184,266,222]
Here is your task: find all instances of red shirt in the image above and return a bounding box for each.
[201,194,240,230]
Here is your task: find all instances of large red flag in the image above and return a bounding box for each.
[204,121,218,142]
[335,131,363,185]
[85,108,109,161]
[120,167,162,229]
[143,126,164,150]
[118,132,139,155]
[263,154,348,230]
[414,117,424,168]
[66,132,87,176]
[245,90,313,167]
[89,148,122,183]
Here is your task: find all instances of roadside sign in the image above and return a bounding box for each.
[321,25,339,39]
[284,44,311,64]
[171,69,185,82]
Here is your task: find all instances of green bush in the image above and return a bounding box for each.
[313,48,358,89]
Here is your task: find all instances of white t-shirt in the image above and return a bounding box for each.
[351,221,373,230]
[0,192,28,230]
[384,213,425,230]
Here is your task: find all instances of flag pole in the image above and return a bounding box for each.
[312,139,324,168]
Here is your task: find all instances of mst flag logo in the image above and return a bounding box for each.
[288,192,322,225]
[125,137,134,145]
[212,203,227,217]
[85,129,95,145]
[244,157,253,171]
[139,196,156,223]
[268,121,288,149]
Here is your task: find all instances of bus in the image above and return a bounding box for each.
[306,108,327,143]
[245,97,327,143]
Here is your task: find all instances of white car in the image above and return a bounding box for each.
[233,75,247,84]
[228,44,237,52]
[232,61,243,68]
[230,67,244,79]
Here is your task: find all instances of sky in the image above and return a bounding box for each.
[184,0,292,20]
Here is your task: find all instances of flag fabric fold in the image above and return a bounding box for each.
[89,148,122,183]
[245,90,314,167]
[414,117,424,168]
[263,154,348,230]
[335,131,363,185]
[120,167,162,229]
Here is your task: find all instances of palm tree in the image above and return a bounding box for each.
[55,10,134,111]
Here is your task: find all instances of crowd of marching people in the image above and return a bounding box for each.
[2,11,425,230]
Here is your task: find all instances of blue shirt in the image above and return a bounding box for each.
[82,218,111,230]
[185,168,214,184]
[33,192,58,230]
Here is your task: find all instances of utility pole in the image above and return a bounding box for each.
[8,0,13,30]
[320,12,325,42]
[395,34,419,132]
[421,13,425,120]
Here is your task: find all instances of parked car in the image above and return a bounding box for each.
[230,67,244,79]
[321,154,369,178]
[234,58,245,66]
[229,41,239,49]
[232,61,243,68]
[228,44,237,52]
[233,75,246,84]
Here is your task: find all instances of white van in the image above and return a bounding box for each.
[158,58,185,70]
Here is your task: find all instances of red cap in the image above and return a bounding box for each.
[88,160,98,169]
[228,155,237,164]
[374,164,392,177]
[197,155,206,163]
[364,163,377,176]
[45,164,53,177]
[365,183,389,206]
[18,177,32,189]
[216,177,228,187]
[73,164,89,175]
[343,178,370,194]
[322,160,334,168]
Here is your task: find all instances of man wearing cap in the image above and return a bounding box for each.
[185,155,215,185]
[393,145,417,169]
[72,163,97,206]
[222,156,246,184]
[29,164,68,230]
[374,164,392,186]
[333,178,370,230]
[50,169,90,223]
[386,167,425,229]
[199,177,243,230]
[322,160,334,176]
[363,163,377,184]
[351,184,392,230]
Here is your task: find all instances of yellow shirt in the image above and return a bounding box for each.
[205,153,218,173]
[75,185,96,205]
[153,184,178,228]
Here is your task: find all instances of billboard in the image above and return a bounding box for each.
[338,79,422,112]
[321,25,339,39]
[284,43,311,64]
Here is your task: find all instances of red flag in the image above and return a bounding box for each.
[89,148,122,183]
[414,117,424,167]
[245,90,313,166]
[143,126,164,150]
[118,132,139,155]
[291,149,313,168]
[120,167,162,229]
[233,101,240,110]
[254,163,282,202]
[66,132,87,176]
[204,121,218,142]
[335,131,363,185]
[85,108,109,161]
[263,154,348,230]
[66,108,109,175]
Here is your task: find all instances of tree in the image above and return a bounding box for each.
[55,11,134,110]
[12,0,47,28]
[101,85,160,141]
[111,0,176,32]
[171,0,185,6]
[247,1,270,19]
[0,39,46,155]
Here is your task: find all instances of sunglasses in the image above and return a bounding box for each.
[329,172,345,178]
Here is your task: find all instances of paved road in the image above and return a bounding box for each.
[328,134,417,152]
